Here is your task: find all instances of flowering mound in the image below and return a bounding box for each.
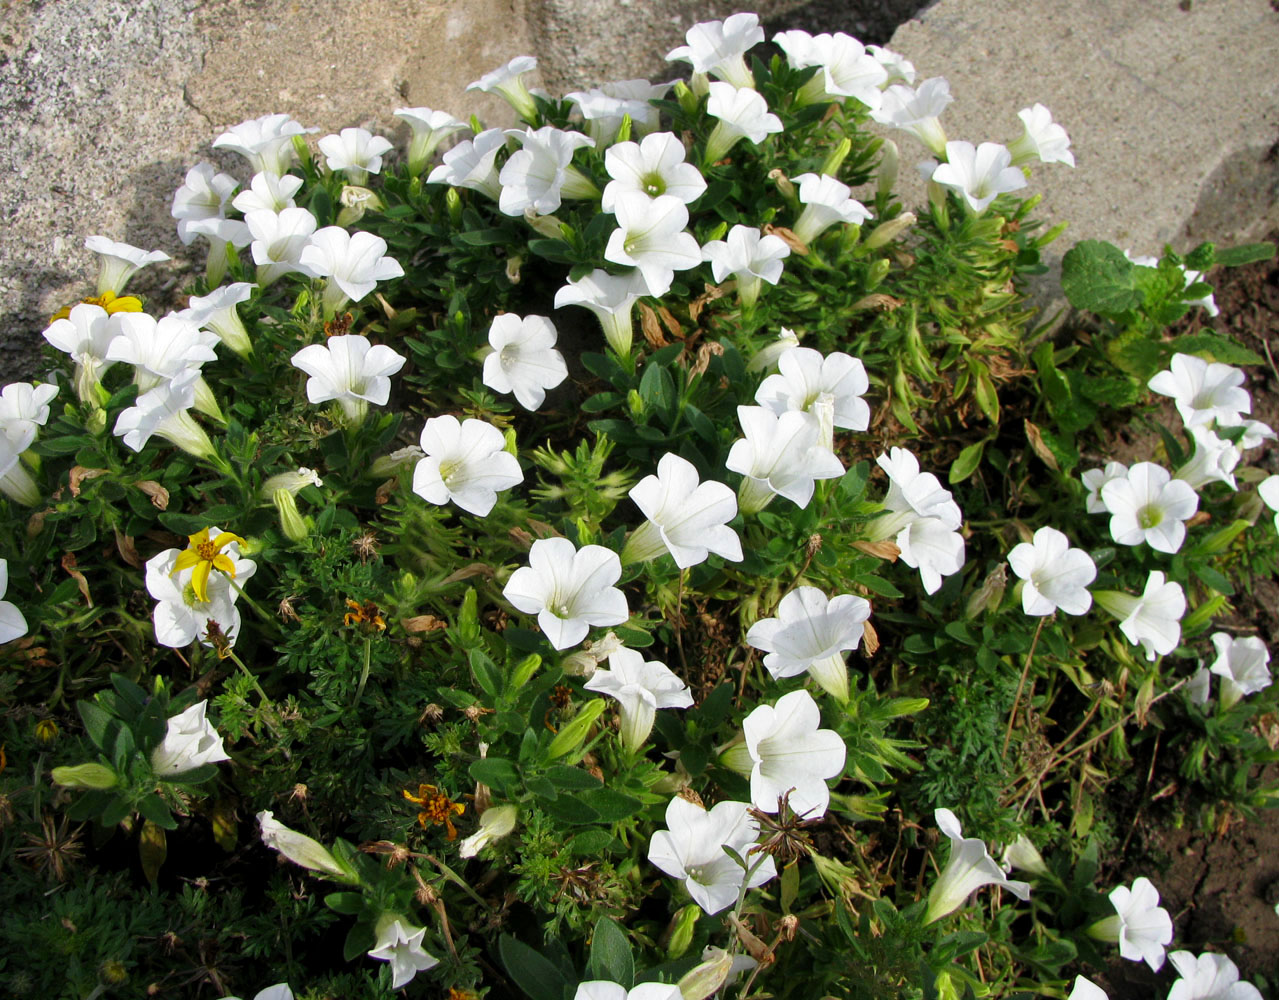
[1,10,1276,1000]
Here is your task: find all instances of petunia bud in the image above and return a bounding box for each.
[666,903,700,959]
[674,80,699,115]
[273,488,310,543]
[545,698,606,760]
[678,947,734,1000]
[877,139,899,199]
[863,211,916,251]
[818,137,851,179]
[458,803,518,858]
[257,810,359,883]
[52,762,120,789]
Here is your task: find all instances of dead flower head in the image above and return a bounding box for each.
[403,783,465,840]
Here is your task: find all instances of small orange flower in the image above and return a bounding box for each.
[403,784,464,840]
[49,290,144,323]
[344,599,387,631]
[171,528,246,603]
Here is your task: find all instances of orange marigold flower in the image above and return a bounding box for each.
[403,784,464,840]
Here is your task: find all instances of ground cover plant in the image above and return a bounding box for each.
[1,11,1277,999]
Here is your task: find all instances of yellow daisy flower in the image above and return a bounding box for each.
[49,290,144,324]
[171,528,247,603]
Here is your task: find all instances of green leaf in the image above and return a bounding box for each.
[566,829,621,855]
[469,758,520,793]
[588,918,634,987]
[540,794,601,825]
[469,649,503,700]
[137,793,178,830]
[639,361,675,414]
[1060,240,1144,314]
[1167,332,1265,366]
[543,765,603,790]
[860,576,904,599]
[948,439,986,484]
[499,934,575,1000]
[77,701,115,749]
[1214,242,1274,267]
[324,891,367,916]
[578,787,644,823]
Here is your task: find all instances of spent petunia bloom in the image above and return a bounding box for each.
[232,170,304,215]
[411,414,523,517]
[0,382,58,451]
[1094,571,1186,662]
[145,540,255,648]
[257,810,354,880]
[930,141,1027,214]
[747,326,801,373]
[566,78,673,144]
[601,132,707,212]
[584,646,693,751]
[394,106,470,175]
[317,127,393,186]
[870,77,954,156]
[1148,353,1251,429]
[790,173,873,245]
[1007,103,1075,167]
[666,12,765,89]
[427,127,508,201]
[150,701,230,777]
[1101,461,1199,554]
[773,30,887,109]
[481,313,569,410]
[604,192,703,297]
[42,302,118,404]
[725,405,845,514]
[1006,526,1097,617]
[178,282,257,359]
[367,916,439,990]
[458,803,519,859]
[1082,460,1128,514]
[290,334,407,424]
[755,347,871,438]
[1167,950,1264,1000]
[502,537,628,650]
[622,453,742,569]
[1209,632,1272,710]
[704,83,783,164]
[701,225,790,308]
[468,55,540,121]
[113,368,217,460]
[84,235,170,297]
[722,689,847,818]
[498,126,598,217]
[297,227,404,314]
[212,113,316,175]
[245,207,319,286]
[1175,425,1240,491]
[1088,876,1174,972]
[745,586,871,703]
[0,558,28,644]
[554,268,648,358]
[647,795,777,914]
[924,807,1031,923]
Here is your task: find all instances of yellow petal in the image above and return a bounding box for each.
[192,561,212,603]
[212,553,237,578]
[171,548,201,574]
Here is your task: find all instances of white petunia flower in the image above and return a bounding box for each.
[870,77,954,157]
[106,312,220,392]
[245,207,318,286]
[575,983,683,1000]
[0,382,58,451]
[0,437,39,507]
[145,543,255,649]
[367,917,439,990]
[0,558,28,644]
[468,55,540,121]
[1008,103,1075,167]
[897,516,967,595]
[298,227,404,314]
[231,171,304,215]
[458,803,519,859]
[112,368,217,459]
[725,406,845,514]
[498,126,597,217]
[746,326,801,373]
[701,225,789,308]
[1101,461,1199,553]
[212,113,316,175]
[867,44,916,85]
[554,268,648,358]
[221,983,295,1000]
[622,453,742,569]
[604,192,703,297]
[930,141,1027,214]
[317,127,394,186]
[43,302,118,404]
[179,282,256,359]
[1167,950,1264,1000]
[725,689,846,818]
[924,807,1031,923]
[704,83,783,163]
[171,162,240,245]
[502,537,628,650]
[584,647,693,751]
[1094,571,1186,662]
[874,447,963,533]
[566,79,673,144]
[1260,474,1279,531]
[427,127,508,201]
[602,132,706,212]
[665,12,765,89]
[647,795,776,914]
[1089,876,1174,972]
[1067,977,1109,1000]
[289,334,407,424]
[411,415,523,517]
[1175,425,1240,491]
[84,235,170,296]
[1209,632,1272,710]
[745,586,871,702]
[773,30,887,109]
[1148,353,1250,429]
[1082,461,1128,514]
[755,346,870,437]
[791,173,873,245]
[150,701,230,777]
[481,313,569,411]
[1236,418,1276,451]
[394,107,470,175]
[1006,526,1096,616]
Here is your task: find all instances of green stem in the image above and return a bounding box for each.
[352,637,372,707]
